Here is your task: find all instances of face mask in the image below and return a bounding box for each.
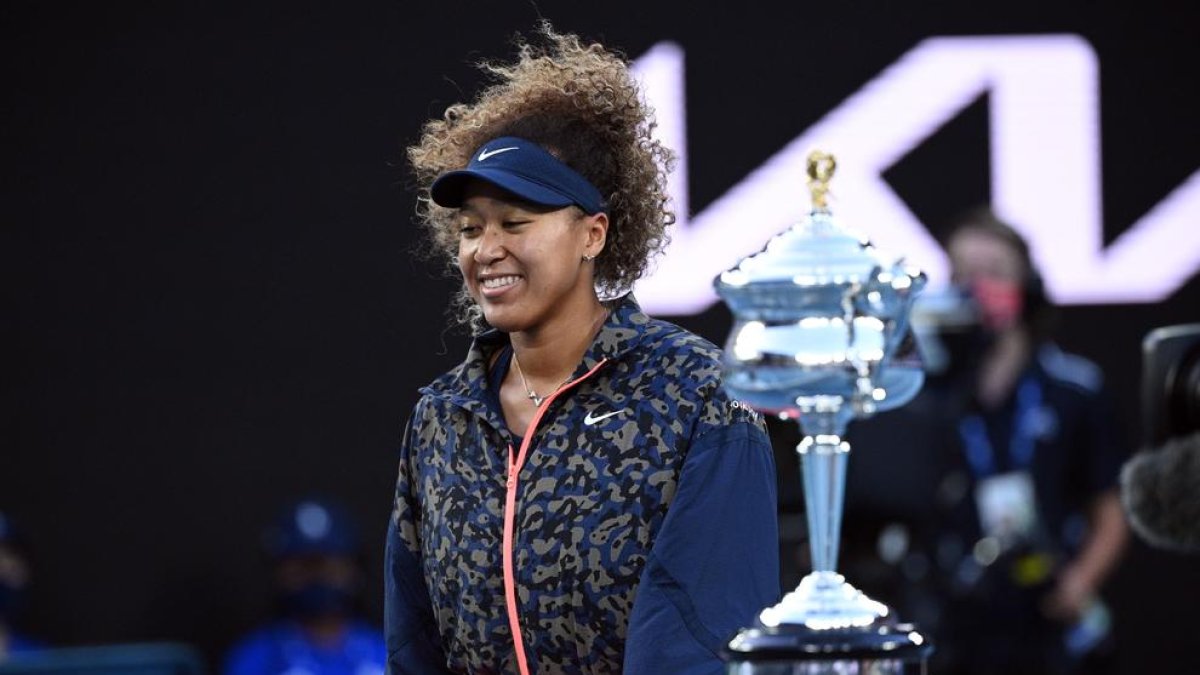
[279,581,353,620]
[970,278,1024,332]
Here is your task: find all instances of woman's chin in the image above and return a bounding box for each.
[480,308,527,334]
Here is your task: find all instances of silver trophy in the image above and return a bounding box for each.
[717,152,932,673]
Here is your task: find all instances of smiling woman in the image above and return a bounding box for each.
[386,23,780,675]
[407,28,673,328]
[451,171,607,338]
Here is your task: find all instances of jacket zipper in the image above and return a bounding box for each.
[502,358,608,675]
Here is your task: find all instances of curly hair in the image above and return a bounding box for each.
[408,23,675,328]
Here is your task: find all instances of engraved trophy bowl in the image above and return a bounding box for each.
[717,152,933,673]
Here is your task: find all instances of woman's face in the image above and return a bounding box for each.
[947,229,1024,288]
[948,228,1027,331]
[456,180,607,334]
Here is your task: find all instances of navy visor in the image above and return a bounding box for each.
[430,136,607,215]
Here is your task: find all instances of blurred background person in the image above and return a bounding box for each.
[224,498,385,675]
[0,511,43,662]
[920,209,1130,674]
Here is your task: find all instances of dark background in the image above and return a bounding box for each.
[1,1,1197,672]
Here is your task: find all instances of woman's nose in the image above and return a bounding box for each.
[473,225,507,264]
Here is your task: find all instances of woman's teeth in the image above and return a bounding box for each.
[482,275,520,289]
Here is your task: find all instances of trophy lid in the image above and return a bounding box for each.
[715,151,912,293]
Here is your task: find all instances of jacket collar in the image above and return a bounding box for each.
[422,294,650,413]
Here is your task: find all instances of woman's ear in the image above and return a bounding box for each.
[583,212,608,258]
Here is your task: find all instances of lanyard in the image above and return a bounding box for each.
[958,375,1042,478]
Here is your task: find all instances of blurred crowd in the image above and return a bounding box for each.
[0,498,386,675]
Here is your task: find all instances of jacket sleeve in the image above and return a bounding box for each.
[385,410,451,675]
[623,418,781,674]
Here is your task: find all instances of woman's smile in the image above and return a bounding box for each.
[478,273,524,298]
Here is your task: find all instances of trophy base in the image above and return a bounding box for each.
[759,571,889,630]
[723,621,932,674]
[725,572,933,673]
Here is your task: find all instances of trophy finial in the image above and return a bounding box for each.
[807,150,837,212]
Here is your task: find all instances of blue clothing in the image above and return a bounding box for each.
[224,620,386,675]
[939,344,1124,673]
[385,295,779,674]
[3,631,45,658]
[950,344,1123,554]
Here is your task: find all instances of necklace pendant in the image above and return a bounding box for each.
[528,392,544,406]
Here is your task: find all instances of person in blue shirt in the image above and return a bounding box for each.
[0,511,44,662]
[225,499,386,675]
[932,211,1129,675]
[386,24,780,674]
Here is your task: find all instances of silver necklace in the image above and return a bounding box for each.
[509,308,610,407]
[511,352,572,407]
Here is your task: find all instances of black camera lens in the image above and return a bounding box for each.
[1168,345,1200,438]
[1143,324,1200,446]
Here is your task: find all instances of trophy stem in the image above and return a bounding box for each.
[757,409,889,629]
[799,435,849,574]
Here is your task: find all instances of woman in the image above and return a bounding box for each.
[932,212,1127,674]
[386,26,779,674]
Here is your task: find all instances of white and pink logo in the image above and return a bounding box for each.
[631,36,1200,315]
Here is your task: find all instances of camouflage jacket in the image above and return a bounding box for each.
[385,295,779,674]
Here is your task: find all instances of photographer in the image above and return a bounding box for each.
[931,210,1130,675]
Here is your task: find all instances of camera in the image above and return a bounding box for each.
[1121,323,1200,551]
[1141,324,1200,446]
